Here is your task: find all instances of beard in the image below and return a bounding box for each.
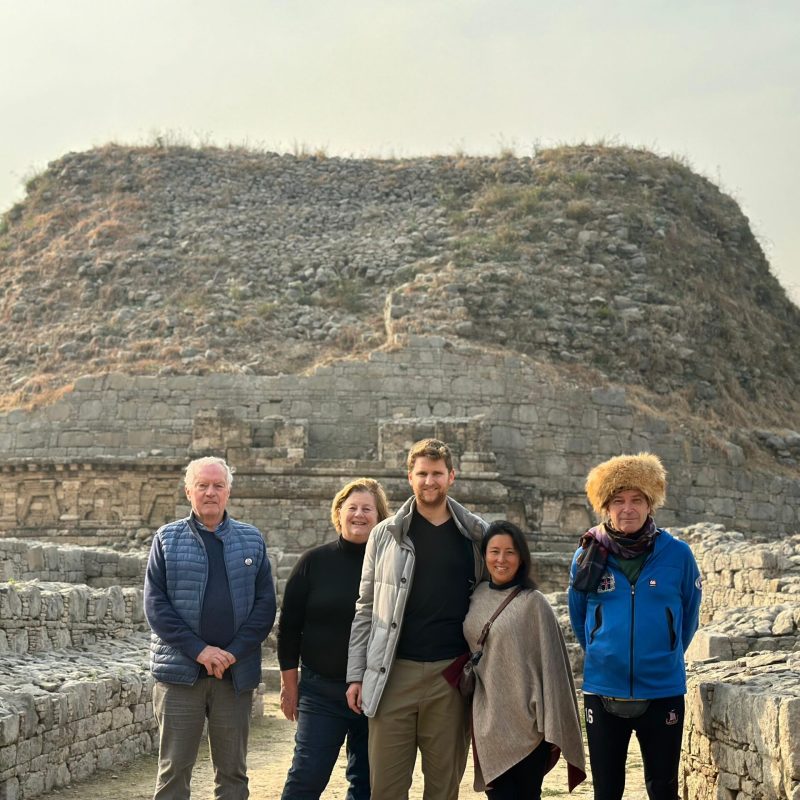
[413,485,448,508]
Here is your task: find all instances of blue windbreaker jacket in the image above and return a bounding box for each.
[568,529,701,699]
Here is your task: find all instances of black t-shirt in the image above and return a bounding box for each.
[396,509,475,661]
[277,535,366,680]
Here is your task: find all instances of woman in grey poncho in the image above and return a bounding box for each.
[464,520,586,798]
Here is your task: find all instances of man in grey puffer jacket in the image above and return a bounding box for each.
[346,439,487,800]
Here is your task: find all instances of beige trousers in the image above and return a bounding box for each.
[368,658,469,800]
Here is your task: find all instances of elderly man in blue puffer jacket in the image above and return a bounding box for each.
[144,456,276,800]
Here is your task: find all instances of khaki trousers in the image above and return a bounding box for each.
[368,658,469,800]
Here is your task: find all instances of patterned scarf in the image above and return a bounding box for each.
[572,517,659,592]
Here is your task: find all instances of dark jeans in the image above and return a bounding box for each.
[280,666,370,800]
[584,694,685,800]
[485,738,550,799]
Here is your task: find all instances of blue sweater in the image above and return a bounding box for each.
[144,513,276,693]
[568,529,701,699]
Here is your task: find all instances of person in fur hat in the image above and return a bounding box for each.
[567,453,702,800]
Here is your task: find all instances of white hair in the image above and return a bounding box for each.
[184,457,235,490]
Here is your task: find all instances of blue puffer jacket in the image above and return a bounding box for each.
[568,529,701,699]
[145,514,276,693]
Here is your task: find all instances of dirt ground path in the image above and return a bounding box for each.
[42,692,648,799]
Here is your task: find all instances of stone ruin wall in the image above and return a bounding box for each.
[0,538,271,800]
[682,653,800,800]
[0,338,797,557]
[0,539,146,588]
[0,542,156,800]
[677,524,800,800]
[1,337,800,797]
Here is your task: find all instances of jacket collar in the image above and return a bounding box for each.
[187,511,230,538]
[386,495,486,546]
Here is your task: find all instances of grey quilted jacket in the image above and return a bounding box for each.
[346,495,487,717]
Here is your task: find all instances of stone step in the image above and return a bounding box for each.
[0,581,146,657]
[0,538,146,589]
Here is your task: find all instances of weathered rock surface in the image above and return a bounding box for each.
[684,652,800,800]
[0,339,798,548]
[2,144,798,440]
[0,555,266,800]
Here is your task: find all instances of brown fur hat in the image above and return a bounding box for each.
[585,452,667,515]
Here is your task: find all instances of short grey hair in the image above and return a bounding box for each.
[184,457,235,490]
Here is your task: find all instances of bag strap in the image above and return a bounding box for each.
[476,586,523,647]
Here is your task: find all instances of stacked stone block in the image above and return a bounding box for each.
[0,636,155,800]
[0,539,146,588]
[1,338,799,549]
[677,523,800,662]
[688,604,800,662]
[683,653,800,800]
[677,527,800,800]
[0,580,144,655]
[676,524,800,623]
[0,551,152,799]
[0,532,273,800]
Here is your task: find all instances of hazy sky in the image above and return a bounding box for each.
[2,0,798,303]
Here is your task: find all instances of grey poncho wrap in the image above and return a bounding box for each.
[463,584,586,792]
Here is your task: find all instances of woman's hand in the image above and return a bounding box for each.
[280,668,299,721]
[346,681,363,714]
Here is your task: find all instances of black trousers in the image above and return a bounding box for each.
[485,738,551,799]
[584,694,684,800]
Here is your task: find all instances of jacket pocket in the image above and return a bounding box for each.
[665,607,677,650]
[589,605,603,643]
[366,624,389,666]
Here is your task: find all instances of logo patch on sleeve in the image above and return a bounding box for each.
[597,573,616,593]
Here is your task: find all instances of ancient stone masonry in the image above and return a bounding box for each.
[674,525,800,800]
[0,461,181,546]
[3,145,799,439]
[0,579,143,655]
[0,560,154,800]
[0,538,146,587]
[0,538,267,800]
[682,653,800,800]
[0,339,797,553]
[679,523,800,628]
[1,141,798,798]
[0,637,155,800]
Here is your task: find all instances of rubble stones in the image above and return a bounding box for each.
[1,144,798,439]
